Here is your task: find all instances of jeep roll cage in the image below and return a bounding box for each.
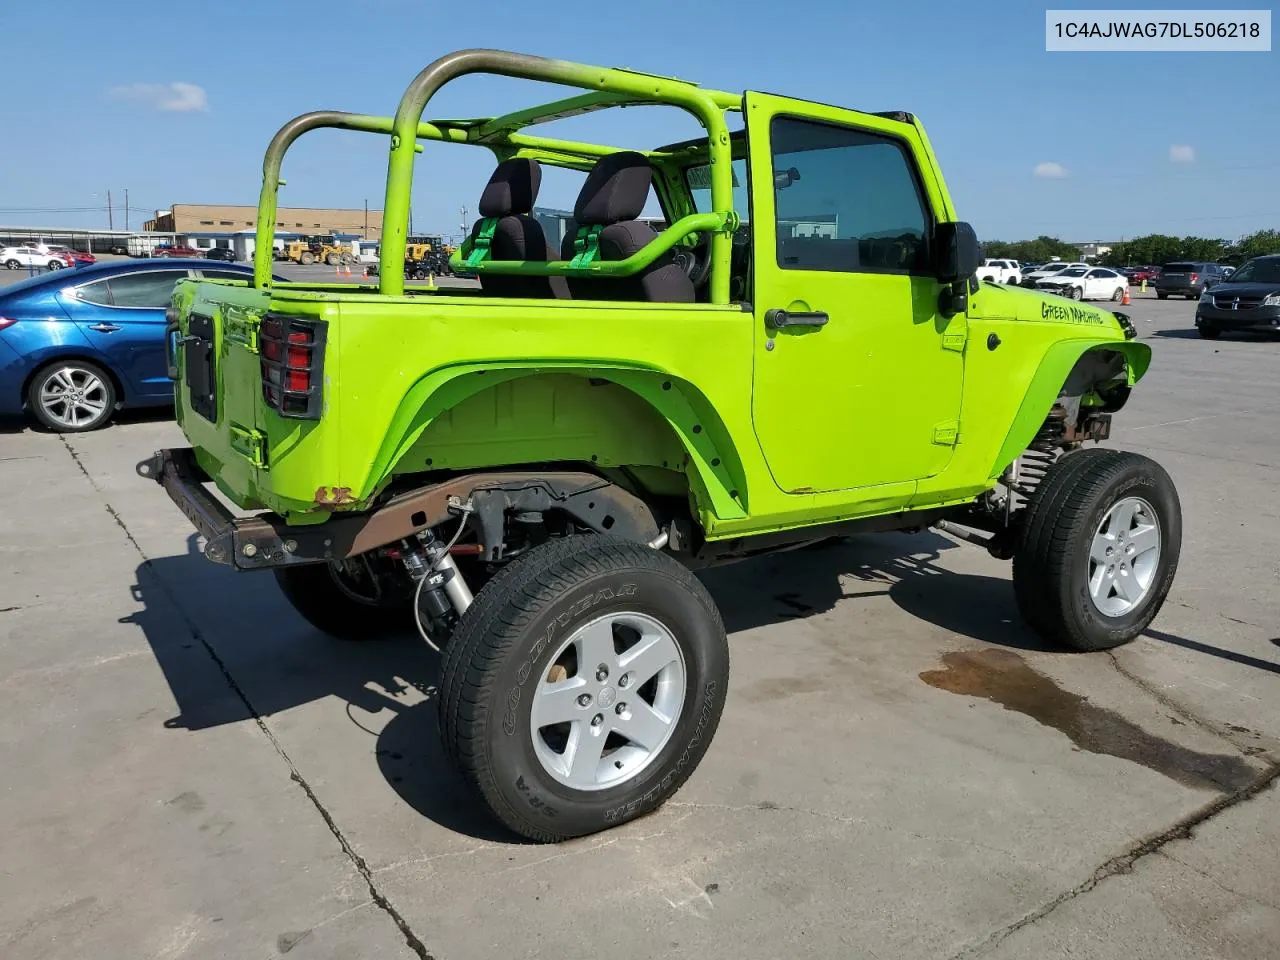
[251,49,747,302]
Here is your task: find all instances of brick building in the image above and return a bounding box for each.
[144,203,382,240]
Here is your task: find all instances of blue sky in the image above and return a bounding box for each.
[1,1,1276,242]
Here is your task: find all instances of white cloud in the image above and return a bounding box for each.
[1169,144,1195,163]
[107,82,208,112]
[1033,161,1068,179]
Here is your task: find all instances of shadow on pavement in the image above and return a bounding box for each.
[123,528,1089,839]
[1146,628,1280,676]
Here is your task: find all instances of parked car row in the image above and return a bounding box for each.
[1,243,98,271]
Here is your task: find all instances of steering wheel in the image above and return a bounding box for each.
[672,231,713,288]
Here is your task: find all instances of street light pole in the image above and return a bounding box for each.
[107,190,113,230]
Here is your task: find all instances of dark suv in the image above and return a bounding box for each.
[1156,261,1228,299]
[1194,255,1280,339]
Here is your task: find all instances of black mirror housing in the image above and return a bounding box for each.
[933,221,981,284]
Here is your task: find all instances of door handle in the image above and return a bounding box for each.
[88,322,120,333]
[766,308,829,328]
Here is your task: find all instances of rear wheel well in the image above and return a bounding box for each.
[22,354,126,409]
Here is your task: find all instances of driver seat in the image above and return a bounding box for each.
[561,151,694,303]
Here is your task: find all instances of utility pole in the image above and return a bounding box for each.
[364,198,368,238]
[409,206,414,235]
[107,190,114,230]
[124,188,129,231]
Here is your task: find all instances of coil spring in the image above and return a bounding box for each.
[1007,416,1066,500]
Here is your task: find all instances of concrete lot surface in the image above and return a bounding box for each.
[2,291,1278,959]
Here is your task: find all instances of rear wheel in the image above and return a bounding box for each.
[4,259,19,269]
[1013,448,1181,651]
[274,557,412,640]
[439,535,729,842]
[27,360,116,432]
[1156,291,1168,300]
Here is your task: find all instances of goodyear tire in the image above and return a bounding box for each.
[439,535,729,842]
[1013,448,1181,652]
[274,559,411,640]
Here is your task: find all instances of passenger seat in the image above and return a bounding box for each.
[468,158,566,299]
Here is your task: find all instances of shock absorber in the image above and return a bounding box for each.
[402,498,475,651]
[1004,408,1068,504]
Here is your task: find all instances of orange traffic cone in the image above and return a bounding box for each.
[362,267,369,279]
[1121,287,1131,305]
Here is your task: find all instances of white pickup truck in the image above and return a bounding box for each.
[976,258,1022,284]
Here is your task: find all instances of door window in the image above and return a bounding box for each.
[770,117,930,275]
[75,279,114,305]
[107,270,188,308]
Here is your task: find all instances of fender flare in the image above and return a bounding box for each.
[989,338,1151,479]
[360,361,748,521]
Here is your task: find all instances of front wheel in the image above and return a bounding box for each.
[1070,285,1083,300]
[1111,286,1125,301]
[1013,448,1181,651]
[438,536,730,842]
[47,260,63,271]
[299,251,315,265]
[325,253,339,266]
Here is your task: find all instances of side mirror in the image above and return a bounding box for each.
[774,167,801,190]
[933,221,981,284]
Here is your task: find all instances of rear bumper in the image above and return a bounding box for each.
[135,447,321,570]
[1157,285,1201,297]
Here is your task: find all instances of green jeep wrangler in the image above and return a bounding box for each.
[138,49,1181,842]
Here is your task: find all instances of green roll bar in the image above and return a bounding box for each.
[253,48,741,302]
[448,211,734,278]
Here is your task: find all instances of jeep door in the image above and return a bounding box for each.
[744,92,964,494]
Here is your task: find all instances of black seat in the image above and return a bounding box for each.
[560,151,694,303]
[468,158,565,299]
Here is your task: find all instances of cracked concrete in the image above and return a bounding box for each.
[2,292,1279,959]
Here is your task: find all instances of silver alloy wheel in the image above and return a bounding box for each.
[529,611,686,792]
[37,366,110,429]
[1088,496,1161,617]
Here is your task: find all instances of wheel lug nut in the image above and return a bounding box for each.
[595,665,609,682]
[615,702,626,715]
[591,714,603,728]
[577,693,592,707]
[618,673,631,689]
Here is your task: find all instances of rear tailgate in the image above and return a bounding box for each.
[172,280,347,517]
[172,278,273,510]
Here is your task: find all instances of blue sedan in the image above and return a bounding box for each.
[0,259,258,431]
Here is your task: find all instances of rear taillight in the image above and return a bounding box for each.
[260,314,326,419]
[0,317,17,332]
[1190,273,1199,283]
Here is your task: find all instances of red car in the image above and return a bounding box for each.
[152,244,202,258]
[46,245,96,266]
[1124,265,1161,284]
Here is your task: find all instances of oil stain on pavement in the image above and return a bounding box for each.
[920,648,1258,792]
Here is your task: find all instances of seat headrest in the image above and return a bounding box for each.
[478,158,542,217]
[574,151,651,226]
